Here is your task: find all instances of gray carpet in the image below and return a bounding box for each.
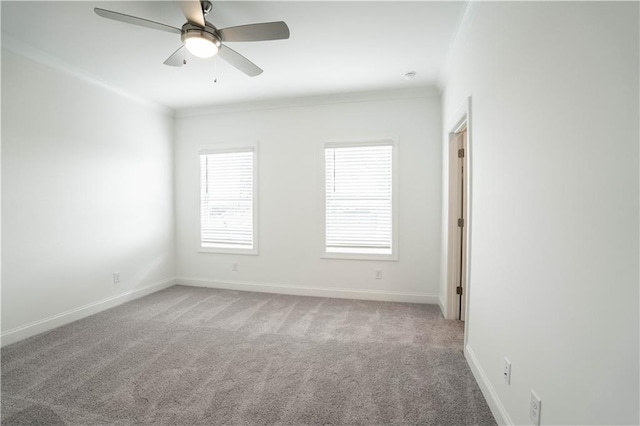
[1,285,496,425]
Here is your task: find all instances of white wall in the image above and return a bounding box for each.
[1,49,176,342]
[440,2,639,425]
[175,93,442,302]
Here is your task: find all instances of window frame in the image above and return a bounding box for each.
[198,142,259,256]
[320,138,399,261]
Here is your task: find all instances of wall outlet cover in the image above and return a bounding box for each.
[530,390,541,425]
[503,357,511,385]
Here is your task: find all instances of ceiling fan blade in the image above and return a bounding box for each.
[179,0,205,27]
[218,21,290,42]
[94,8,182,35]
[217,45,263,77]
[164,45,187,67]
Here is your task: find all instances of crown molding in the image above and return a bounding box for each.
[175,86,440,118]
[435,0,482,94]
[2,36,441,119]
[2,36,174,117]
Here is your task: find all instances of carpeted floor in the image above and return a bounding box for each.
[1,285,496,425]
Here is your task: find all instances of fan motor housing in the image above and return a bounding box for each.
[181,22,221,48]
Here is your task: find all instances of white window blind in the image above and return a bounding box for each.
[325,143,393,255]
[200,149,254,250]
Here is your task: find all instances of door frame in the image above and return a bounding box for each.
[446,97,472,340]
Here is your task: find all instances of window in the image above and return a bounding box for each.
[200,146,257,254]
[323,140,397,260]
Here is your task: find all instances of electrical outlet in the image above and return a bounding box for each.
[232,262,239,272]
[530,390,541,426]
[503,357,511,385]
[375,270,382,280]
[113,271,121,284]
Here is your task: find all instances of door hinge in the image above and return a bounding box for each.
[458,218,464,227]
[456,286,463,295]
[458,148,465,158]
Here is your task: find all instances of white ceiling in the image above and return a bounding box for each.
[1,1,467,110]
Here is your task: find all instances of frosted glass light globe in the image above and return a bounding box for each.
[185,36,219,59]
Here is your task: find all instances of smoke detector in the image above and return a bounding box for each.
[404,71,417,80]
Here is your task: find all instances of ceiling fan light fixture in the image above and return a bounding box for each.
[184,31,220,58]
[95,5,288,77]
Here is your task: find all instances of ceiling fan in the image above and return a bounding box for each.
[94,0,290,77]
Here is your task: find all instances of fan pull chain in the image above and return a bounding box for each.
[213,58,218,83]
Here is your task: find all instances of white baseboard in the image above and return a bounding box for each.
[1,278,177,347]
[438,296,446,317]
[464,344,512,425]
[176,277,439,304]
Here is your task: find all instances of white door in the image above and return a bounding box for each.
[455,129,467,321]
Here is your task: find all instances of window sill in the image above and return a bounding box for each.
[321,253,398,262]
[198,248,259,256]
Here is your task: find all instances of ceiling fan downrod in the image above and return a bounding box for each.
[201,1,212,17]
